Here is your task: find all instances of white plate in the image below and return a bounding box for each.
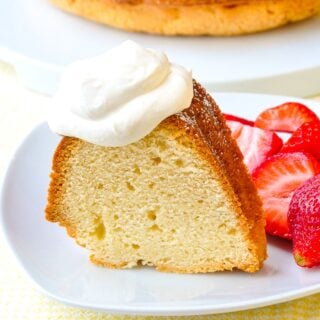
[1,0,320,96]
[1,93,320,316]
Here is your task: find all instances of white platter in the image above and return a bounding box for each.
[1,0,320,96]
[1,93,320,316]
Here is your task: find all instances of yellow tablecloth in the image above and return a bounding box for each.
[0,60,320,320]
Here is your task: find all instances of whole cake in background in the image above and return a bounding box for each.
[46,41,266,273]
[50,0,320,35]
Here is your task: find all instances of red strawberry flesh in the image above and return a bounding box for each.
[255,102,319,133]
[252,152,320,239]
[288,174,320,267]
[281,120,320,161]
[227,120,283,173]
[223,113,254,126]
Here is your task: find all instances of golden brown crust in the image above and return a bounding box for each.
[112,0,253,6]
[91,256,261,273]
[46,138,81,235]
[156,81,266,271]
[46,81,266,273]
[176,81,267,265]
[50,0,320,35]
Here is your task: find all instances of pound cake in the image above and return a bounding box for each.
[50,0,320,35]
[46,41,266,273]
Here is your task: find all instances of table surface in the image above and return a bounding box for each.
[0,60,320,320]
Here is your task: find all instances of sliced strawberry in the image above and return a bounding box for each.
[281,120,320,161]
[255,102,318,133]
[288,174,320,267]
[227,120,283,173]
[252,152,320,239]
[224,113,254,126]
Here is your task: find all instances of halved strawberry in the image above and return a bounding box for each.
[227,120,283,173]
[255,102,318,133]
[288,174,320,267]
[281,120,320,161]
[252,152,320,239]
[224,113,254,126]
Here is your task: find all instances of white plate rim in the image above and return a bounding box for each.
[2,0,320,96]
[1,92,320,316]
[2,44,320,97]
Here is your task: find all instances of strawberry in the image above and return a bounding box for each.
[281,120,320,161]
[288,174,320,267]
[224,113,254,126]
[255,102,318,133]
[227,120,283,173]
[252,152,320,239]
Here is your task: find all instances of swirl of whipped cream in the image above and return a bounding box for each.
[48,41,193,146]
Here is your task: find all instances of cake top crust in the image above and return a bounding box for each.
[113,0,266,6]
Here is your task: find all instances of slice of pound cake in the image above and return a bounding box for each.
[46,41,266,273]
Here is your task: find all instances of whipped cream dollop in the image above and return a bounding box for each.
[48,41,193,146]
